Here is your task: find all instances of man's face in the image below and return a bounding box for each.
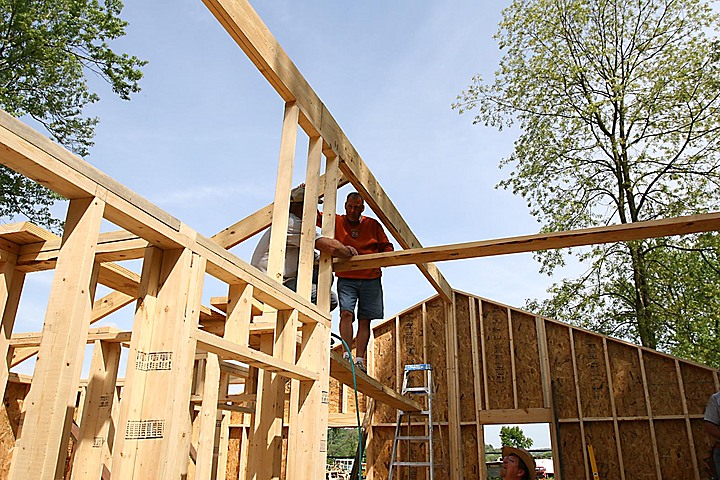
[499,454,526,480]
[345,197,364,223]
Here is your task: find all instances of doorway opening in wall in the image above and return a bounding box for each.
[482,423,554,479]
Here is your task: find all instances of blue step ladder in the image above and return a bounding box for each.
[388,364,436,480]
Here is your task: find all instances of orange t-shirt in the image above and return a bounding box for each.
[334,215,393,279]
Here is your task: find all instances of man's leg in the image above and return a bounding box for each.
[337,278,360,355]
[339,310,354,352]
[356,318,372,359]
[355,277,384,362]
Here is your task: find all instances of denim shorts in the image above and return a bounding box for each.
[337,277,384,320]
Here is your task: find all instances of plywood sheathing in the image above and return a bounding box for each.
[355,290,720,480]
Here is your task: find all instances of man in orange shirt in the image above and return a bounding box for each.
[335,192,393,372]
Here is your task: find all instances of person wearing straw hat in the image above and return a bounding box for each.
[500,446,536,480]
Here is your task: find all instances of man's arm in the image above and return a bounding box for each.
[376,222,394,252]
[706,420,720,443]
[315,237,357,258]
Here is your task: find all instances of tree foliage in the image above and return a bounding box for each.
[0,0,146,230]
[327,428,360,459]
[455,0,720,365]
[499,426,533,450]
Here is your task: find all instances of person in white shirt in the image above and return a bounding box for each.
[251,185,357,310]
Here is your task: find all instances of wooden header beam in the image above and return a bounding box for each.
[202,0,452,302]
[334,211,720,271]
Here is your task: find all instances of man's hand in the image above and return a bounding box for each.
[315,237,357,258]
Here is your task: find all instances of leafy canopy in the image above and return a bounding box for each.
[499,426,533,450]
[0,0,146,230]
[455,0,720,364]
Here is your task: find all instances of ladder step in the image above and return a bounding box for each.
[399,410,431,417]
[391,461,433,467]
[395,435,431,441]
[404,364,432,371]
[403,387,430,394]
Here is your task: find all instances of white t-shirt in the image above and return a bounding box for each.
[250,212,320,279]
[706,391,720,426]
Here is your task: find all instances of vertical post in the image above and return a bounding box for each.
[246,101,299,480]
[195,353,221,479]
[9,196,105,480]
[0,251,25,401]
[445,294,463,480]
[111,246,206,479]
[287,135,329,478]
[70,340,122,480]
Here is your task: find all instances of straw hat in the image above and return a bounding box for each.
[501,446,536,480]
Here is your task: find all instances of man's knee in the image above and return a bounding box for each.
[340,310,354,323]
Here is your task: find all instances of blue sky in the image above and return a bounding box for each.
[12,0,578,448]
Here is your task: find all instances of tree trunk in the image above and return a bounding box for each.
[628,241,657,349]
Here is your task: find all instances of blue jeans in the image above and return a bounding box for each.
[283,274,338,311]
[337,277,384,320]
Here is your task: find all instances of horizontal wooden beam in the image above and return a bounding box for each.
[334,212,720,271]
[10,327,132,348]
[328,412,367,428]
[193,329,318,382]
[329,351,422,412]
[476,408,552,424]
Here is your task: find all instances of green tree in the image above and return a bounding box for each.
[0,0,146,230]
[326,428,359,459]
[499,426,533,450]
[454,0,720,365]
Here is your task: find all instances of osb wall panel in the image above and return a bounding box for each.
[425,298,448,422]
[583,421,620,479]
[546,322,578,419]
[398,306,424,367]
[455,293,476,422]
[558,422,585,480]
[329,375,342,414]
[460,425,479,480]
[511,309,543,409]
[607,340,646,418]
[691,417,716,479]
[573,330,611,418]
[643,352,683,416]
[1,382,29,480]
[433,425,451,480]
[373,319,397,425]
[618,421,656,480]
[680,362,717,415]
[654,419,694,477]
[482,301,513,410]
[226,426,244,480]
[370,426,394,480]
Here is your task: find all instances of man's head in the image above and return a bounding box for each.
[289,184,322,216]
[344,192,364,224]
[499,446,535,480]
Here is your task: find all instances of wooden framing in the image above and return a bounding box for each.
[341,291,720,480]
[0,1,719,479]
